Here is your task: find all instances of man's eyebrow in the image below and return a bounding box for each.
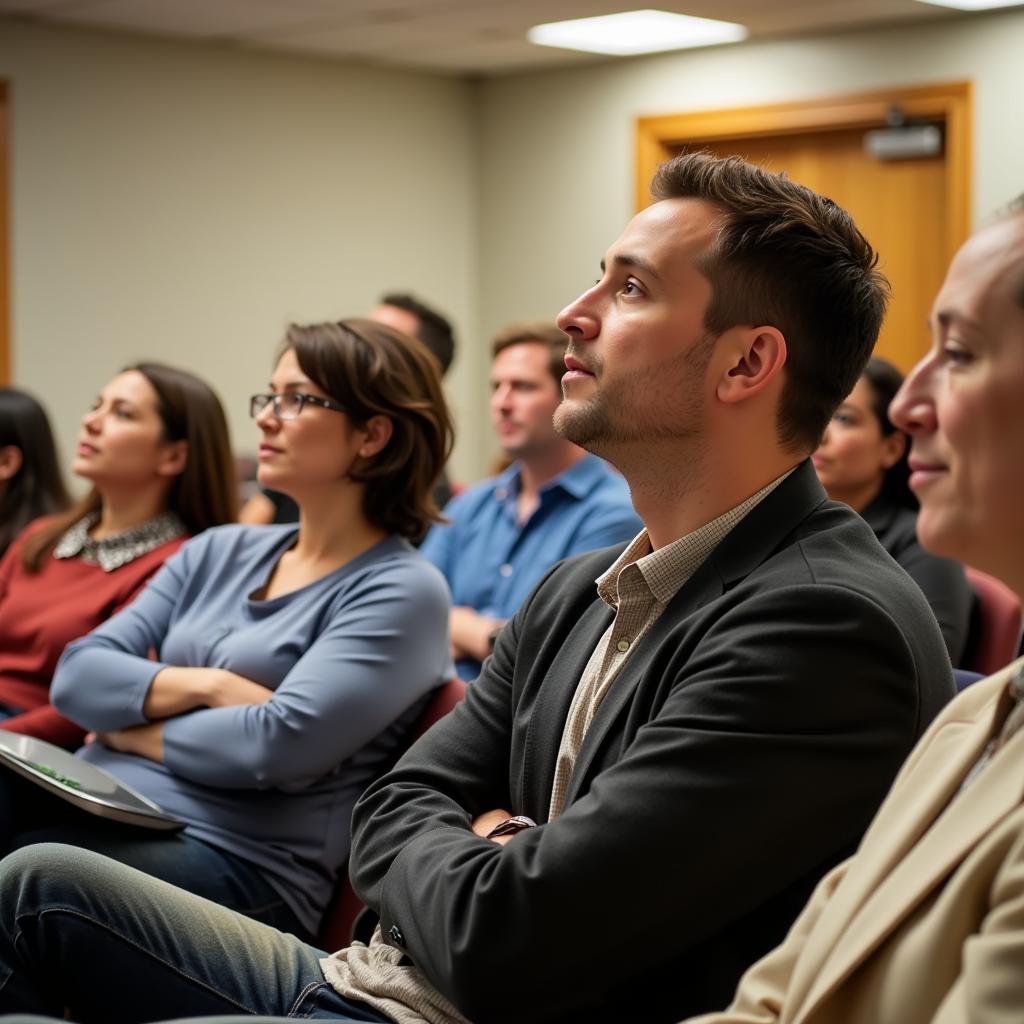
[600,253,661,282]
[932,309,984,335]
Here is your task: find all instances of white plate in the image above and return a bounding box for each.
[0,731,185,831]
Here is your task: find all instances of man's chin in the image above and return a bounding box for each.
[554,404,605,451]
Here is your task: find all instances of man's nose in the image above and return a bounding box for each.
[556,290,599,341]
[890,356,937,435]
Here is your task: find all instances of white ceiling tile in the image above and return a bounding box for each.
[1,0,982,76]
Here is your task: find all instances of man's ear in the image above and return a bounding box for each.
[716,327,787,405]
[156,439,189,478]
[359,415,394,459]
[0,445,23,482]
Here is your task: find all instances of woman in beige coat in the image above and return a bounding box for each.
[689,197,1024,1024]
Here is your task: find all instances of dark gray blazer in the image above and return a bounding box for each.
[350,461,955,1024]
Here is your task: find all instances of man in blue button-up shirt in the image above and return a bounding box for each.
[421,322,641,680]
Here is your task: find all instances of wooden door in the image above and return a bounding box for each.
[636,83,971,374]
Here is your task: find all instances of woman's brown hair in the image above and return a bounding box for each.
[283,319,454,542]
[0,388,71,560]
[22,363,237,571]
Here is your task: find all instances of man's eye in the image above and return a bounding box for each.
[621,280,641,296]
[943,343,973,366]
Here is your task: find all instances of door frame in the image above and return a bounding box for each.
[635,81,972,263]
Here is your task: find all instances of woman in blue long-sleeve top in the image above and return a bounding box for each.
[0,319,454,941]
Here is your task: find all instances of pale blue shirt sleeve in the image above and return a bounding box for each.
[419,489,474,586]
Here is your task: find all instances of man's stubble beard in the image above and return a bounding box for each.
[555,332,716,456]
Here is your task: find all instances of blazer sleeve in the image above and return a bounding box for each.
[349,574,928,1024]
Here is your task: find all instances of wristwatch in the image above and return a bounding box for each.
[485,814,537,838]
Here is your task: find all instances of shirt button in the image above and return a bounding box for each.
[616,639,631,653]
[499,563,513,577]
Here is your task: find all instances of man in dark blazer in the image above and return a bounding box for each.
[335,155,956,1021]
[0,153,955,1024]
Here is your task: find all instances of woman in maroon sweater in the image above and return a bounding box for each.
[0,363,236,748]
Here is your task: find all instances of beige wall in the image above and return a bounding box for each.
[476,9,1024,356]
[0,20,483,484]
[2,10,1024,489]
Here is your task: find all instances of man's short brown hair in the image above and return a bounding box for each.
[651,151,890,452]
[491,323,568,387]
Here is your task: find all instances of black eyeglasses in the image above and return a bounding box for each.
[249,392,348,421]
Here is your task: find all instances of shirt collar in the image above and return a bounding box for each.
[54,511,187,572]
[544,454,612,500]
[492,454,615,505]
[596,468,794,607]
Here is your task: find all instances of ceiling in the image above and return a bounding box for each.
[0,0,992,76]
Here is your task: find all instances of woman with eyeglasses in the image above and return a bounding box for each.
[0,365,235,749]
[0,320,454,944]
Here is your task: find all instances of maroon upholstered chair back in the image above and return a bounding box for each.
[964,566,1022,677]
[318,678,468,951]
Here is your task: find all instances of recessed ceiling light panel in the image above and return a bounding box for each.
[913,0,1024,10]
[527,9,748,57]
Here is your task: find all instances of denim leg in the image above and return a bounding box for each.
[0,843,335,1023]
[1,772,311,940]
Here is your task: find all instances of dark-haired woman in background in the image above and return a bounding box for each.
[3,320,453,942]
[0,364,236,748]
[0,387,70,560]
[813,356,973,665]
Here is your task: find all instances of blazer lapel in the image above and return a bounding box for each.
[520,592,613,814]
[561,558,726,804]
[795,673,1024,1019]
[561,461,829,807]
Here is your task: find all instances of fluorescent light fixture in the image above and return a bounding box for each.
[527,9,748,56]
[913,0,1024,9]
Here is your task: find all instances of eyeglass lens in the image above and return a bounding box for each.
[251,393,303,419]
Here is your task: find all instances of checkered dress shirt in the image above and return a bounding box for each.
[547,471,791,820]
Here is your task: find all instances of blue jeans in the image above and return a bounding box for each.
[0,769,310,941]
[0,844,393,1022]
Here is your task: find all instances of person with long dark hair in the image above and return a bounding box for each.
[0,388,70,560]
[0,364,236,748]
[813,356,974,665]
[0,319,453,943]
